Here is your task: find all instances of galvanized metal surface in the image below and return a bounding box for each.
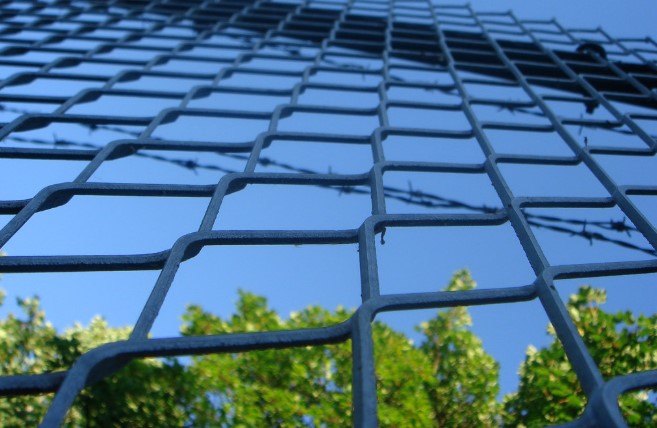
[0,0,656,426]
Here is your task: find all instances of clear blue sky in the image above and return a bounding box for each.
[0,0,656,401]
[468,0,657,39]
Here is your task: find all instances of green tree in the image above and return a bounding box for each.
[0,272,655,426]
[0,289,194,427]
[416,271,500,427]
[180,269,500,427]
[0,270,500,426]
[503,286,657,427]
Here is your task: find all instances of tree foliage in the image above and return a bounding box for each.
[179,269,500,427]
[503,286,657,427]
[0,290,194,427]
[0,272,655,426]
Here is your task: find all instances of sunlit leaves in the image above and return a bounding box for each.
[502,286,657,427]
[0,272,654,426]
[180,269,500,427]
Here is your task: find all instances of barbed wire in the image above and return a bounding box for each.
[2,114,654,257]
[0,21,654,257]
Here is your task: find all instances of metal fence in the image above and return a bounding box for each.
[0,0,656,426]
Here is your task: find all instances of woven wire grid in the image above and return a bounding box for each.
[0,0,656,426]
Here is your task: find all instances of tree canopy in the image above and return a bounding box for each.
[0,270,654,427]
[503,286,657,427]
[179,270,500,427]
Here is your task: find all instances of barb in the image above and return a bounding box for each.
[3,123,653,257]
[527,218,656,256]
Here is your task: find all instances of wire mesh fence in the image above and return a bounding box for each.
[0,0,656,426]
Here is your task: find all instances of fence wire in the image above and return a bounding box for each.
[0,0,656,426]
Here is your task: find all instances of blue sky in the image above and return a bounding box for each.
[0,0,656,402]
[468,0,657,39]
